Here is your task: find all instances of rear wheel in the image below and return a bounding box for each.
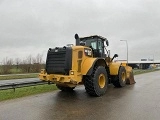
[56,85,75,91]
[84,66,108,97]
[112,66,126,87]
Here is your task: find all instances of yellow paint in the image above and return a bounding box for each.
[39,45,134,87]
[39,70,82,86]
[124,66,132,79]
[109,62,121,75]
[121,62,127,66]
[39,46,94,85]
[98,74,106,88]
[81,58,97,75]
[71,46,96,75]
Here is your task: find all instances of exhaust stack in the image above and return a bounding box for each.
[75,34,80,45]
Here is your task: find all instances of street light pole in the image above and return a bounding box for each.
[153,54,154,64]
[120,40,128,65]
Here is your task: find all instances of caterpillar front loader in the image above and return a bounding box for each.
[39,34,135,97]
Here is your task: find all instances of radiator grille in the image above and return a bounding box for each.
[46,47,72,74]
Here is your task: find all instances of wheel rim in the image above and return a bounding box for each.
[98,74,106,88]
[121,72,126,82]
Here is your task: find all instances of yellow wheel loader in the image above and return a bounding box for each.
[39,34,135,97]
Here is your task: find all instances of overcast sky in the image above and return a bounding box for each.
[0,0,160,63]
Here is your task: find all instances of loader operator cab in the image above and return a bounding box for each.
[78,35,109,58]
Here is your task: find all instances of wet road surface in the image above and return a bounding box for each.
[0,71,160,120]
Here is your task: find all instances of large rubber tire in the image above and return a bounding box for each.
[84,66,108,97]
[56,85,75,91]
[112,66,126,87]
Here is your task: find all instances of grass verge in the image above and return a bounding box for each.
[133,69,160,75]
[0,74,38,80]
[0,84,57,101]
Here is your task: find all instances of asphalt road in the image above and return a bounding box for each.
[0,71,160,120]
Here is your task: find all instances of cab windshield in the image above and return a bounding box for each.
[81,38,97,49]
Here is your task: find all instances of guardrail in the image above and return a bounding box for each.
[0,81,53,91]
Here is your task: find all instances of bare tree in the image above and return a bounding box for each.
[1,53,45,74]
[19,59,27,73]
[36,53,43,64]
[19,55,33,73]
[32,53,43,72]
[1,57,13,74]
[0,62,2,74]
[15,58,21,70]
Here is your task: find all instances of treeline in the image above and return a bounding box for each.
[0,54,45,74]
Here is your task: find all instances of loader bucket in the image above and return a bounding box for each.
[125,66,136,84]
[126,71,136,84]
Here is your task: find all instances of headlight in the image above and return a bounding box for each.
[70,71,74,75]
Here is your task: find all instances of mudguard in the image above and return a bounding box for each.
[109,62,122,75]
[81,58,106,75]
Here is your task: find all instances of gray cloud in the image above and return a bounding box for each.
[0,0,160,62]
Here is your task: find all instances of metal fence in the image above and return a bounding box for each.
[0,81,53,91]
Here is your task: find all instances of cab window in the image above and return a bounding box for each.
[91,41,97,49]
[98,40,103,53]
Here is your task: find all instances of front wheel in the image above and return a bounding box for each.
[112,66,126,87]
[84,66,108,97]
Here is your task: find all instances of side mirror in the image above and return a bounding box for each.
[113,54,118,58]
[106,40,109,46]
[111,54,118,61]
